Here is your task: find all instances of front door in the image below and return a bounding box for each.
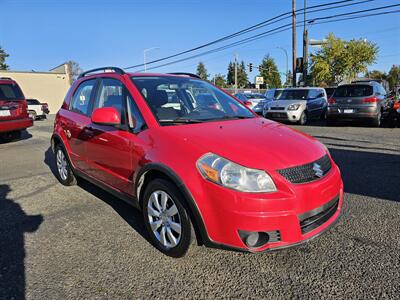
[84,77,134,194]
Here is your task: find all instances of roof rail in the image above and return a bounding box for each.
[0,77,13,80]
[78,67,125,79]
[168,72,201,79]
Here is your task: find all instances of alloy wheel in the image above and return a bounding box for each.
[56,149,68,181]
[147,190,182,248]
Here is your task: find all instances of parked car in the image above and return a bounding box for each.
[52,67,343,257]
[265,88,284,101]
[263,87,328,125]
[234,92,269,114]
[27,98,50,120]
[0,77,33,140]
[327,81,391,127]
[324,87,336,99]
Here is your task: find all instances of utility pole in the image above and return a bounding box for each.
[234,53,238,93]
[292,0,297,87]
[302,0,308,86]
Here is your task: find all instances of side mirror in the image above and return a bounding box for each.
[91,107,121,126]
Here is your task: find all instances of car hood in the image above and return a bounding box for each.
[160,118,327,171]
[268,99,307,108]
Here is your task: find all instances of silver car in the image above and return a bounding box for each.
[263,87,328,125]
[234,93,270,114]
[326,81,390,127]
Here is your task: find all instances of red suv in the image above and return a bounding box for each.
[52,67,344,257]
[0,77,33,140]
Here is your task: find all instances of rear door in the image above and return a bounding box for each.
[84,77,137,194]
[63,78,97,170]
[0,82,27,121]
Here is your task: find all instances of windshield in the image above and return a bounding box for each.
[278,89,309,100]
[0,84,24,101]
[334,85,373,97]
[131,76,254,125]
[243,93,265,99]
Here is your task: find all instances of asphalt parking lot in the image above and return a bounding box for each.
[1,116,399,299]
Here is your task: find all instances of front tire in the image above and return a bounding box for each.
[55,144,77,186]
[142,179,194,258]
[299,111,308,125]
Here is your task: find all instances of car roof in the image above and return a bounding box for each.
[0,77,17,84]
[282,87,324,90]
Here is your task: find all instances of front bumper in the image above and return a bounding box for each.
[265,109,302,123]
[196,161,343,252]
[0,118,33,133]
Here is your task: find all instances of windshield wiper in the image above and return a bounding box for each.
[159,119,205,124]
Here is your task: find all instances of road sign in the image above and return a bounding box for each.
[255,76,264,85]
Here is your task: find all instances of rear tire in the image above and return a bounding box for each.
[326,119,336,126]
[142,178,195,258]
[54,144,77,186]
[371,111,382,127]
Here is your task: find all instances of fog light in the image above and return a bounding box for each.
[292,115,296,119]
[238,230,270,248]
[246,232,259,247]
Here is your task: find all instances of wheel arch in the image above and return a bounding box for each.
[135,163,210,246]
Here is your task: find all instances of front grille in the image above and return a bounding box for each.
[266,112,288,119]
[270,107,285,110]
[299,196,339,234]
[278,154,332,184]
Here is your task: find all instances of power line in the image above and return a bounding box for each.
[137,7,400,72]
[124,0,376,70]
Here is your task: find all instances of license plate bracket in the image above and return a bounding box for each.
[0,110,11,117]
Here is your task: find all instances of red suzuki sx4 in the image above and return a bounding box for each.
[52,67,343,257]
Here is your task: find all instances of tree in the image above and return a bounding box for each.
[365,70,386,80]
[0,46,10,70]
[227,62,235,86]
[67,60,83,84]
[310,33,378,86]
[237,61,248,88]
[212,73,226,87]
[258,55,281,88]
[196,62,208,80]
[387,65,400,92]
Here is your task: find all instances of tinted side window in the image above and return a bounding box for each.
[70,79,96,115]
[93,78,124,117]
[0,84,24,100]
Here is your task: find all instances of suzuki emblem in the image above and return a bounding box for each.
[312,163,324,178]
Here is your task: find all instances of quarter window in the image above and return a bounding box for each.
[70,79,96,115]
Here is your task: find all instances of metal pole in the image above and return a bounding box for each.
[143,47,159,72]
[302,0,308,86]
[234,53,238,93]
[292,0,297,87]
[277,47,288,86]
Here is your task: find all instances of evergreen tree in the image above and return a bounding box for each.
[196,62,209,80]
[259,55,281,88]
[0,46,10,70]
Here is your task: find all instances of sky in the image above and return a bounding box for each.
[1,0,399,82]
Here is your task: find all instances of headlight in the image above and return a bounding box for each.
[287,104,301,111]
[196,153,277,193]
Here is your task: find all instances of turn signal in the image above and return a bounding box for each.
[328,98,336,104]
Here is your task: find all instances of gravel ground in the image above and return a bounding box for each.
[0,116,399,299]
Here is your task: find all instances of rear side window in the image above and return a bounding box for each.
[334,85,373,97]
[27,99,40,105]
[0,84,24,100]
[70,79,96,115]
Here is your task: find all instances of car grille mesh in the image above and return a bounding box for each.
[277,155,332,184]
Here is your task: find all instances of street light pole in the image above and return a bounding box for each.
[292,0,297,87]
[234,53,238,94]
[276,47,289,86]
[143,47,159,72]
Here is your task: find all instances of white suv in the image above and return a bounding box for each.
[263,87,328,125]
